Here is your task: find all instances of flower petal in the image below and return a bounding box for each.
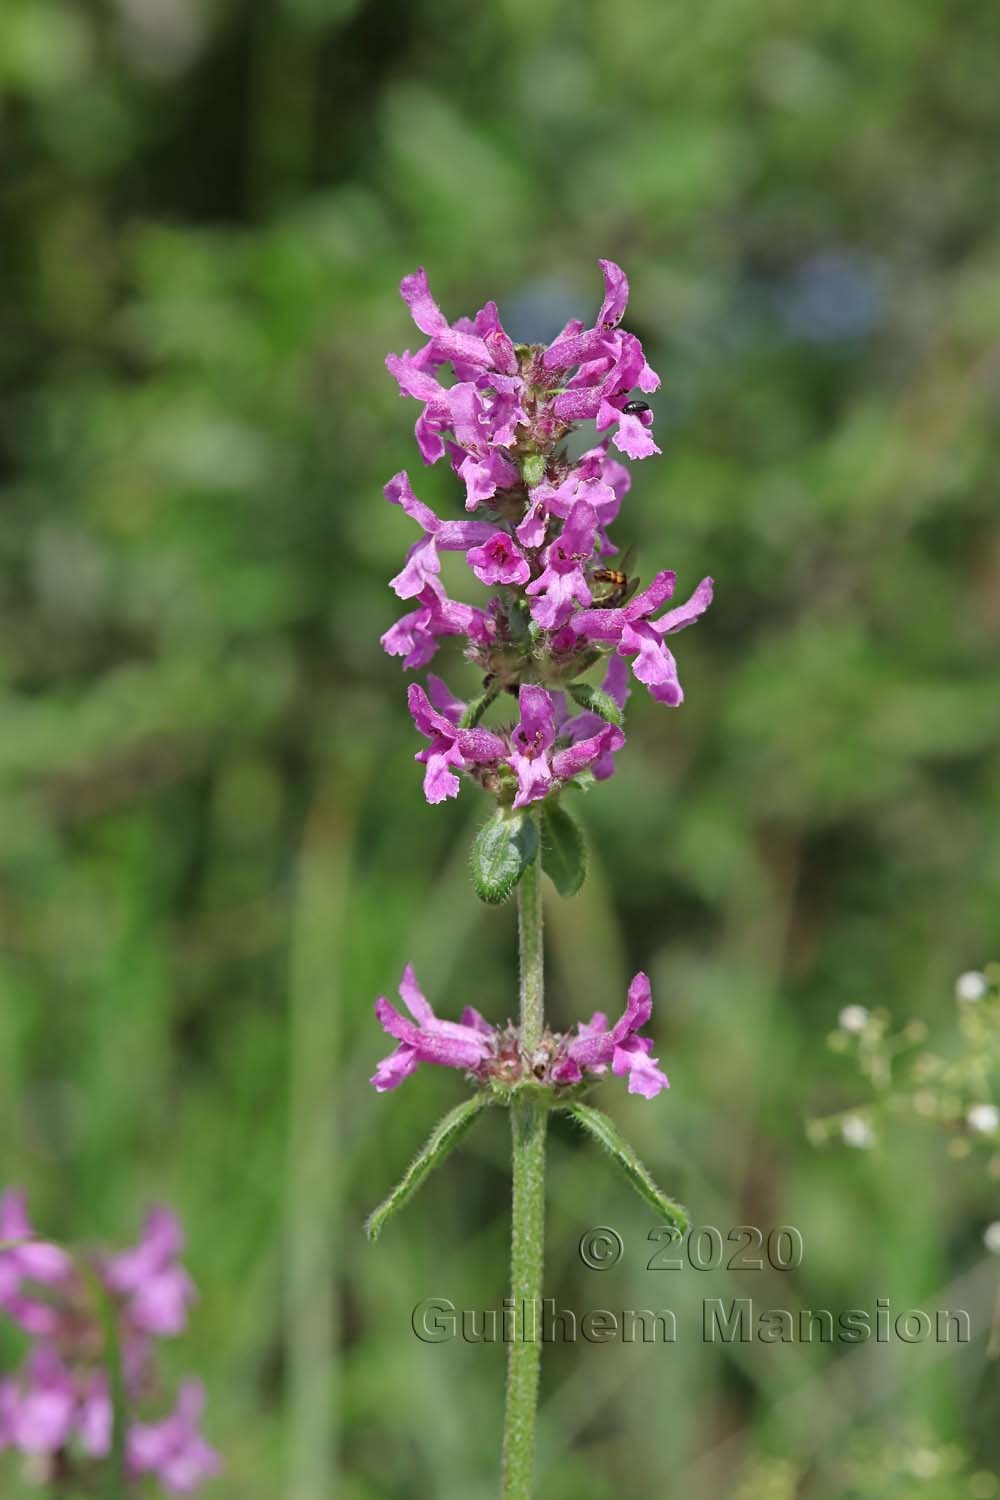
[653,576,714,636]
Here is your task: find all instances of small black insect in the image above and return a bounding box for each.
[622,400,650,415]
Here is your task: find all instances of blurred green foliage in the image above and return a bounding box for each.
[2,0,999,1495]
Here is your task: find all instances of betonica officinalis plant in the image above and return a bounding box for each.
[367,261,713,1498]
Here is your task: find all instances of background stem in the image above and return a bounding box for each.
[502,822,547,1498]
[285,786,347,1500]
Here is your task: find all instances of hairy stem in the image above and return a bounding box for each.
[517,820,544,1051]
[502,819,546,1498]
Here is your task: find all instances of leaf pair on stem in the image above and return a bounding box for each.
[365,1091,686,1243]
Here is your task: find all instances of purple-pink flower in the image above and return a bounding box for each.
[380,577,492,671]
[508,684,625,809]
[524,500,597,629]
[128,1382,221,1495]
[0,1348,79,1456]
[551,972,669,1098]
[385,471,495,598]
[0,1191,73,1337]
[554,656,632,781]
[371,965,493,1092]
[104,1206,196,1338]
[507,684,556,807]
[572,571,714,705]
[407,683,505,805]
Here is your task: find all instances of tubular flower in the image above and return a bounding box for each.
[571,572,715,705]
[406,684,505,805]
[371,966,494,1092]
[550,972,670,1098]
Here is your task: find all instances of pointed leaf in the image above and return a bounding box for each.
[541,800,587,897]
[563,1101,687,1231]
[471,809,539,905]
[567,682,624,728]
[366,1093,491,1242]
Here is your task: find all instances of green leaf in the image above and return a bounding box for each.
[459,683,499,728]
[567,681,624,728]
[506,602,530,645]
[540,800,587,897]
[366,1093,491,1241]
[562,1101,687,1231]
[471,808,539,905]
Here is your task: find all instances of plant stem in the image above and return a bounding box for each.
[517,821,544,1051]
[501,819,546,1498]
